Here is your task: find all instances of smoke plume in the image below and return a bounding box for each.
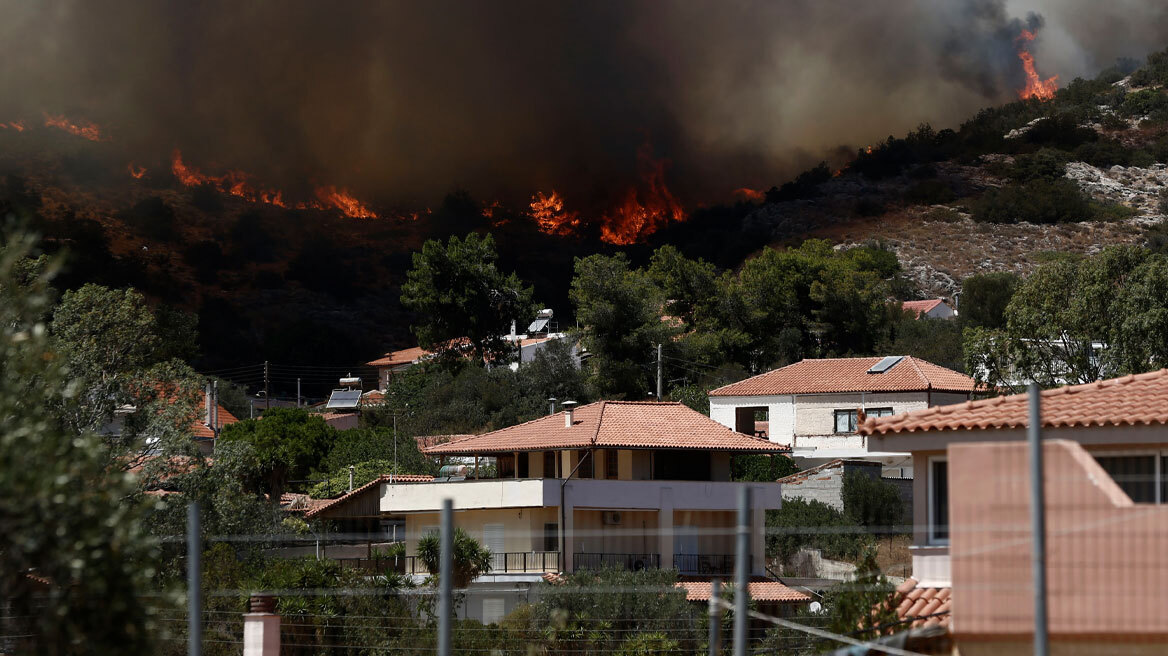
[0,0,1165,211]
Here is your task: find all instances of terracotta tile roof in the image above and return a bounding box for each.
[677,578,811,602]
[423,401,789,455]
[888,578,951,630]
[708,357,974,397]
[361,390,386,404]
[304,473,434,519]
[192,404,238,439]
[861,368,1168,436]
[774,458,881,484]
[367,346,430,368]
[900,299,945,318]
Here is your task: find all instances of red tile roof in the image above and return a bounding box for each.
[709,357,975,397]
[192,405,238,439]
[900,299,945,318]
[367,346,430,368]
[415,434,473,450]
[861,368,1168,436]
[304,473,434,519]
[677,578,811,603]
[423,401,789,455]
[888,578,951,630]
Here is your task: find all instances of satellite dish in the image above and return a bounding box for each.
[809,601,822,613]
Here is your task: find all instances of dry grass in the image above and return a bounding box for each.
[874,533,914,580]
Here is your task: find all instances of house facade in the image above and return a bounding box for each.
[708,356,974,469]
[861,369,1168,651]
[316,401,796,622]
[901,298,956,320]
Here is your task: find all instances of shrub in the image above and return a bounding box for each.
[319,427,436,476]
[961,271,1020,329]
[841,472,904,527]
[310,459,407,498]
[416,527,492,587]
[731,454,799,481]
[903,179,955,204]
[1008,148,1068,182]
[766,497,872,563]
[1120,89,1168,117]
[615,632,682,656]
[972,178,1094,224]
[119,196,179,242]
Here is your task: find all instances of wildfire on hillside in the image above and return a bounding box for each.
[0,120,25,132]
[598,145,685,245]
[733,188,765,203]
[170,150,378,218]
[43,114,103,141]
[1015,29,1058,100]
[127,163,147,179]
[529,190,580,236]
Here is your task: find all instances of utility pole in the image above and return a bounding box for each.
[297,377,301,408]
[187,502,202,656]
[656,343,663,401]
[264,360,270,411]
[733,487,751,656]
[1028,382,1049,656]
[211,380,219,451]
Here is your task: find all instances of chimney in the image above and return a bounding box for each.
[205,382,213,426]
[510,320,517,340]
[547,397,557,416]
[562,400,577,428]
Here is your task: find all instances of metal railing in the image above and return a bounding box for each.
[673,553,735,576]
[574,552,661,571]
[336,552,559,575]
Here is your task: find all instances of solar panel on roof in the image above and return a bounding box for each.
[527,318,550,333]
[867,356,904,374]
[326,389,362,409]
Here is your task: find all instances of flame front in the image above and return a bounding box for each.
[127,163,147,179]
[170,150,378,218]
[599,144,685,245]
[1015,30,1058,101]
[0,120,25,132]
[44,114,103,141]
[529,190,580,235]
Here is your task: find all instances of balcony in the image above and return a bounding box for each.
[574,552,661,571]
[336,552,560,575]
[673,553,735,576]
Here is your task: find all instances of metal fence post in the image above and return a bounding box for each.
[709,578,722,656]
[438,498,453,656]
[187,501,202,656]
[1028,383,1049,656]
[733,487,751,656]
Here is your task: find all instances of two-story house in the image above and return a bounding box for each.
[862,369,1168,652]
[708,356,975,471]
[331,400,793,623]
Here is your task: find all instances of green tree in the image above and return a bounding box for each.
[570,253,676,397]
[647,245,718,330]
[877,312,964,373]
[400,232,535,363]
[766,498,872,564]
[0,234,158,654]
[318,427,435,478]
[964,246,1168,391]
[519,338,593,405]
[218,408,335,499]
[841,472,905,527]
[416,527,493,587]
[731,454,799,482]
[960,271,1019,329]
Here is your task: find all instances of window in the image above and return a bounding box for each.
[834,409,858,433]
[1095,454,1158,503]
[577,450,593,478]
[482,598,506,625]
[544,451,557,478]
[543,523,558,552]
[518,452,529,478]
[929,458,948,543]
[606,450,619,479]
[866,407,895,418]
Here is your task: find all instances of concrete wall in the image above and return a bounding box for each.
[793,392,930,436]
[779,461,883,511]
[404,507,558,554]
[709,394,794,443]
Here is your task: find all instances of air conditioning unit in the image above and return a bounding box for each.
[602,511,623,525]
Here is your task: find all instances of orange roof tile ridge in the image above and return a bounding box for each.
[708,363,792,394]
[903,356,927,385]
[590,401,607,446]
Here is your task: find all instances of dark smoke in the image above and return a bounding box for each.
[0,0,1165,211]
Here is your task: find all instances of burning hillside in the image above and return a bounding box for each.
[1016,29,1059,100]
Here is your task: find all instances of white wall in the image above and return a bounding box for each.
[709,394,795,444]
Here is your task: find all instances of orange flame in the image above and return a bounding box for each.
[43,114,103,141]
[1015,30,1058,100]
[127,163,147,179]
[314,186,377,219]
[599,144,685,245]
[732,187,765,203]
[169,150,378,218]
[529,190,580,235]
[0,120,25,132]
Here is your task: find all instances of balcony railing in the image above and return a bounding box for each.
[574,552,660,572]
[673,553,735,576]
[336,552,559,575]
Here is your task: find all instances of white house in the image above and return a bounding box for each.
[901,299,956,320]
[707,356,975,471]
